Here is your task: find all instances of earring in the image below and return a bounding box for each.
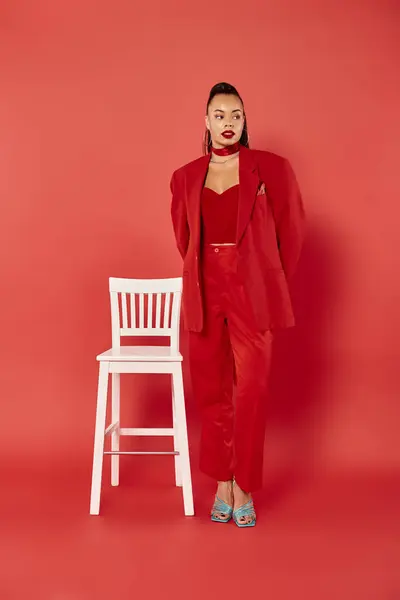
[243,119,250,146]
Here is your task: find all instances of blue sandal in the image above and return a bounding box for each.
[232,499,256,528]
[211,496,233,523]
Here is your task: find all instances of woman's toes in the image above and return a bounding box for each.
[214,511,228,520]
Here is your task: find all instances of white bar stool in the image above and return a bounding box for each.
[89,276,194,516]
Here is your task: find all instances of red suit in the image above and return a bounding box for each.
[170,145,305,491]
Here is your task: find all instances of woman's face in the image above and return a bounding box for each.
[205,93,245,149]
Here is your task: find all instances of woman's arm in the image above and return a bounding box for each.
[170,169,190,260]
[268,157,305,279]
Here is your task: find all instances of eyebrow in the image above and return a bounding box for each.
[213,108,242,113]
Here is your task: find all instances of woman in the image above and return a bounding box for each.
[170,82,305,527]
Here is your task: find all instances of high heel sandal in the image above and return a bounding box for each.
[210,496,233,523]
[232,479,256,528]
[232,498,256,527]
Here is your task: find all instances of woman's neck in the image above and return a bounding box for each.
[210,151,239,165]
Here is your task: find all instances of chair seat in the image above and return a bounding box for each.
[96,346,183,362]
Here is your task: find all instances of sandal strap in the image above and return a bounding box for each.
[211,496,233,515]
[233,499,256,520]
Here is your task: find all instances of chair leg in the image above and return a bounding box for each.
[111,372,120,486]
[90,361,109,515]
[171,374,182,487]
[172,364,194,516]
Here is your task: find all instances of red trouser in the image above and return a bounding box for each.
[188,244,273,492]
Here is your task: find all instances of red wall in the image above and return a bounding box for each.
[1,0,399,475]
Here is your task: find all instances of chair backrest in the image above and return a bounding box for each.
[109,277,183,351]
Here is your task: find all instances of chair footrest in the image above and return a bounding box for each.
[104,451,179,456]
[104,426,175,437]
[120,427,174,437]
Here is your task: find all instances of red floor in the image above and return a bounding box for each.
[1,459,398,600]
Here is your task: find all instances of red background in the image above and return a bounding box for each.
[0,1,399,598]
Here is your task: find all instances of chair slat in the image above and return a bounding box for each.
[164,292,171,328]
[121,293,128,328]
[155,293,161,328]
[130,293,136,328]
[139,293,144,329]
[148,293,153,329]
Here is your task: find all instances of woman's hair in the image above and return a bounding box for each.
[203,82,250,155]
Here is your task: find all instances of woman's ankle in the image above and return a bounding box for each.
[216,480,233,503]
[233,481,252,503]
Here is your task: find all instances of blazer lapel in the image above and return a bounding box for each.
[236,145,259,244]
[186,153,210,252]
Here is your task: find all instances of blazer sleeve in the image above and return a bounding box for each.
[170,169,190,260]
[268,158,305,279]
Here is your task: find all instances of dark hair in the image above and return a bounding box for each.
[203,82,250,155]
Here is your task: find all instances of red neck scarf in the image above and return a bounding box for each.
[211,141,241,156]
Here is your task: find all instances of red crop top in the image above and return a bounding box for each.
[201,184,239,244]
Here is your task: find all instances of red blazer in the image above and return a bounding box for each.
[170,145,305,332]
